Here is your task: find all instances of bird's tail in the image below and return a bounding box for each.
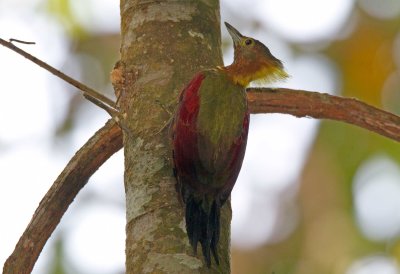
[185,193,221,267]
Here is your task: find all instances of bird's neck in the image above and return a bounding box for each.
[221,60,271,87]
[220,63,249,87]
[220,59,288,87]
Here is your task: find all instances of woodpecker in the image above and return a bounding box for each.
[172,22,288,267]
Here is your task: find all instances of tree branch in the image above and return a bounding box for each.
[3,119,123,274]
[3,87,400,273]
[0,38,118,113]
[247,88,400,142]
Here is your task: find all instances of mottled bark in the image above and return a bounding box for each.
[119,0,229,273]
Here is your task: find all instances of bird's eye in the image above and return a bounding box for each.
[244,39,253,46]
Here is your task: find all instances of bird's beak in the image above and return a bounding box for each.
[225,22,243,47]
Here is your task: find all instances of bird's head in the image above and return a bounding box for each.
[224,22,288,87]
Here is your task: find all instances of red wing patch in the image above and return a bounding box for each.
[173,73,205,188]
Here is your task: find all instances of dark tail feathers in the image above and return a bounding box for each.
[185,195,221,267]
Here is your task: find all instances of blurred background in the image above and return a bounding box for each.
[1,0,400,273]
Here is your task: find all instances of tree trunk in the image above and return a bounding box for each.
[119,0,230,272]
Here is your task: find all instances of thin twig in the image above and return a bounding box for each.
[84,94,120,120]
[0,37,118,112]
[9,38,35,45]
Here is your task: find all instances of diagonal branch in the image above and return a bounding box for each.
[3,119,123,274]
[0,38,118,113]
[3,88,400,274]
[247,88,400,142]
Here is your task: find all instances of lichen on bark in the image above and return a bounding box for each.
[119,0,230,273]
